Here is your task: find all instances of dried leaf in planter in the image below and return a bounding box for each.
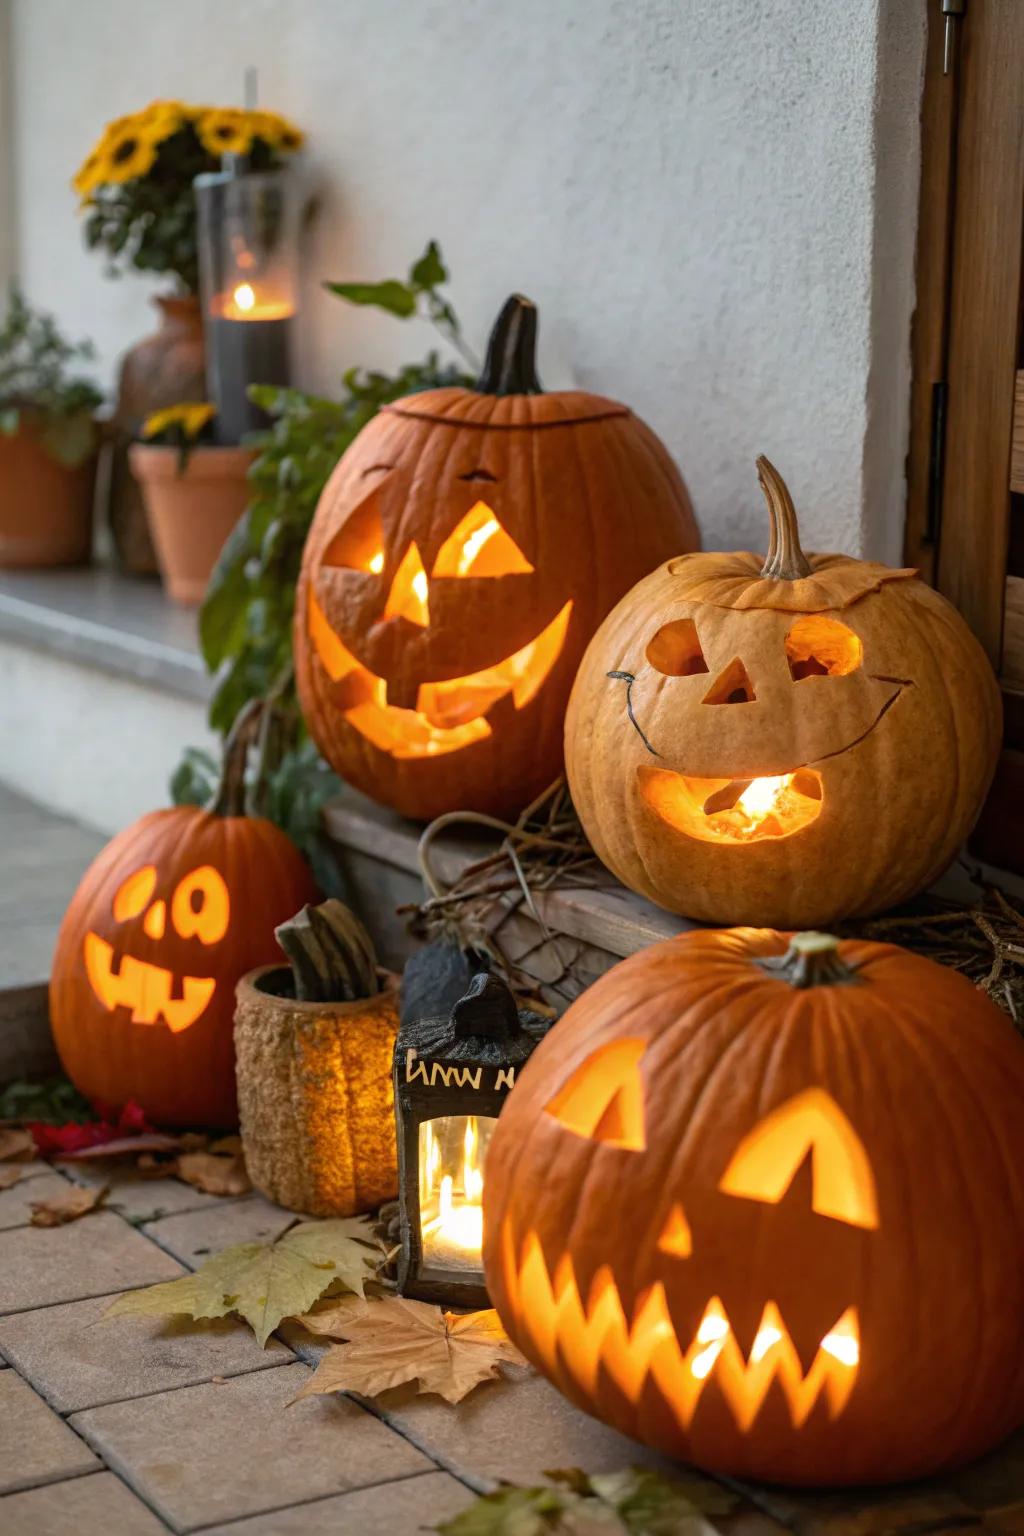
[0,1127,35,1162]
[291,1296,529,1405]
[106,1218,380,1346]
[435,1466,737,1536]
[177,1151,251,1197]
[0,1166,23,1190]
[30,1184,108,1227]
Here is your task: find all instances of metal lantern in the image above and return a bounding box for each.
[194,162,299,443]
[393,970,549,1308]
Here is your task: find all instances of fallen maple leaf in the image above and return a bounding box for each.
[177,1151,251,1197]
[291,1296,529,1405]
[436,1466,737,1535]
[208,1134,242,1156]
[0,1166,23,1190]
[106,1218,380,1347]
[30,1184,108,1227]
[0,1127,35,1162]
[57,1134,181,1161]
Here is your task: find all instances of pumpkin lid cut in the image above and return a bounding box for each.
[383,294,630,430]
[664,456,918,614]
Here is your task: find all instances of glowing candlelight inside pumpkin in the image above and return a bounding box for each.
[736,774,792,825]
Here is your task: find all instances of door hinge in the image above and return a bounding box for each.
[942,0,966,75]
[926,380,948,544]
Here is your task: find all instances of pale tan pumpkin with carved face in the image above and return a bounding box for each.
[482,929,1024,1485]
[295,296,699,820]
[566,458,1002,928]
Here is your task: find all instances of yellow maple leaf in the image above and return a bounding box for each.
[291,1295,530,1405]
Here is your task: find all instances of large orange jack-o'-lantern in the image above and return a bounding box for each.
[566,457,1002,929]
[483,929,1024,1486]
[50,706,319,1127]
[295,295,699,821]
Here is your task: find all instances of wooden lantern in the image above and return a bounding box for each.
[294,294,699,821]
[483,928,1024,1486]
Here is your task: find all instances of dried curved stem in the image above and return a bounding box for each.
[757,455,812,580]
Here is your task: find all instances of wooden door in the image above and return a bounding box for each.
[905,0,1024,867]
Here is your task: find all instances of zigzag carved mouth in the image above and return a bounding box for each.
[501,1223,859,1431]
[83,934,214,1034]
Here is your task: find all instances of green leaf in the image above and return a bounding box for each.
[410,239,448,292]
[36,410,97,468]
[436,1469,738,1536]
[199,512,254,670]
[323,278,417,317]
[169,747,219,808]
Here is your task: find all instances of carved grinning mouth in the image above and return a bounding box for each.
[309,588,572,759]
[83,934,214,1033]
[502,1222,859,1432]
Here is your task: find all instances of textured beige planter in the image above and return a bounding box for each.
[235,965,400,1218]
[0,424,96,568]
[129,442,254,605]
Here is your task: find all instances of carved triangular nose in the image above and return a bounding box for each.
[702,657,756,704]
[383,542,430,628]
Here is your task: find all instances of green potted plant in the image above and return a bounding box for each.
[72,100,303,573]
[0,286,103,568]
[130,402,254,605]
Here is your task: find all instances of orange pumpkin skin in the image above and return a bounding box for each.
[294,297,698,822]
[483,929,1024,1486]
[566,459,1001,928]
[50,807,319,1127]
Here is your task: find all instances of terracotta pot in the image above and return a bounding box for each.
[0,422,96,568]
[234,965,400,1218]
[109,295,207,576]
[129,442,253,606]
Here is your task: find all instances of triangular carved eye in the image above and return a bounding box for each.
[545,1039,646,1150]
[432,501,534,578]
[322,494,386,574]
[786,616,862,679]
[646,619,708,677]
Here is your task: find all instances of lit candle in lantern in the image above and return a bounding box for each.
[195,166,299,444]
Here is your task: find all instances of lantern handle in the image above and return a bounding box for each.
[476,295,543,396]
[757,456,812,581]
[451,971,521,1040]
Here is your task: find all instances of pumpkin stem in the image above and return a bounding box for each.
[210,698,264,818]
[274,899,380,1002]
[475,295,543,396]
[757,456,812,581]
[756,932,863,989]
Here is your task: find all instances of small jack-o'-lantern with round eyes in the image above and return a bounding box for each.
[483,929,1024,1486]
[50,710,319,1127]
[295,295,699,821]
[566,457,1002,928]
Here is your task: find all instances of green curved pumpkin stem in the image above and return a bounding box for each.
[756,932,863,989]
[275,899,380,1002]
[757,456,812,581]
[476,295,543,396]
[210,698,264,818]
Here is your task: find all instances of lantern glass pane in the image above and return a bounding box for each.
[418,1114,496,1273]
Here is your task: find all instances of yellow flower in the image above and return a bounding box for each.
[142,402,216,441]
[249,110,304,153]
[197,108,254,158]
[94,120,161,185]
[72,149,104,199]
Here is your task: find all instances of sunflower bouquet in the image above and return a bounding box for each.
[73,101,304,295]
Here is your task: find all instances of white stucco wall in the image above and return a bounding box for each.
[6,0,924,559]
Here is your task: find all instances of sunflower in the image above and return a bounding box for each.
[197,108,254,158]
[71,149,104,200]
[142,402,216,442]
[94,120,161,185]
[250,110,304,154]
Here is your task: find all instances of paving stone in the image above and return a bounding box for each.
[0,1170,75,1231]
[0,1291,294,1413]
[0,1211,183,1313]
[200,1470,475,1534]
[0,1471,170,1535]
[71,1361,433,1532]
[0,1371,98,1494]
[143,1193,295,1268]
[749,1485,974,1536]
[58,1160,239,1222]
[375,1370,678,1490]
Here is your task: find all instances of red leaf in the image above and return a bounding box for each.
[30,1099,163,1157]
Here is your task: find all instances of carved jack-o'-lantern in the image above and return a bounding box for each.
[295,295,699,821]
[566,458,1002,928]
[483,929,1024,1485]
[50,710,319,1127]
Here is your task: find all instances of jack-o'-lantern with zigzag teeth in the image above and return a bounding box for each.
[566,456,1001,929]
[295,295,699,820]
[482,928,1024,1485]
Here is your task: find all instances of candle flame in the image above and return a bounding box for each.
[232,282,256,313]
[736,774,792,824]
[421,1115,488,1260]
